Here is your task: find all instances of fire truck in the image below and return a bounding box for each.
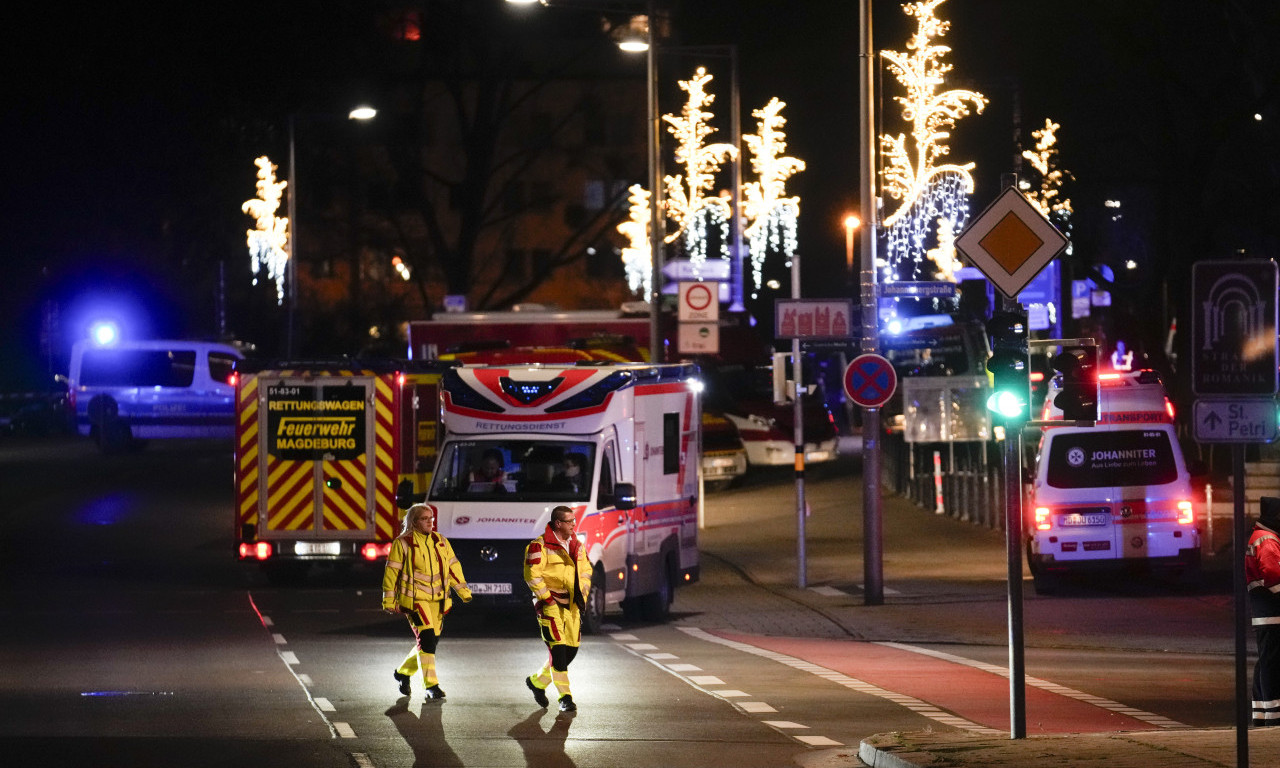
[233,359,452,578]
[427,363,702,631]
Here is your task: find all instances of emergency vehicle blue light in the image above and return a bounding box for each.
[500,377,562,404]
[546,371,632,413]
[90,321,120,346]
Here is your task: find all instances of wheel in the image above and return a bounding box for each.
[1031,570,1059,595]
[583,565,607,635]
[638,556,674,622]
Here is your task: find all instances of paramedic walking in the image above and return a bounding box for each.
[523,505,591,712]
[1247,496,1280,726]
[382,503,472,700]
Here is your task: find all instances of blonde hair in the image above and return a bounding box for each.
[400,503,435,537]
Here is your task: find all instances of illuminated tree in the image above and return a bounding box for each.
[662,67,737,278]
[241,156,290,305]
[741,97,804,297]
[617,184,652,297]
[1020,119,1074,247]
[879,0,986,283]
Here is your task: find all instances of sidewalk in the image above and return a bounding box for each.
[692,451,1256,768]
[856,726,1280,768]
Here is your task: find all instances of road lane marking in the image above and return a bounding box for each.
[680,626,1003,736]
[335,722,357,738]
[612,630,844,747]
[645,652,679,659]
[877,642,1187,729]
[315,697,335,712]
[808,586,846,597]
[247,591,341,740]
[352,754,375,768]
[299,674,313,685]
[273,633,287,644]
[627,643,659,650]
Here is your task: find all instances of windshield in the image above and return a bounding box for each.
[1045,429,1179,488]
[429,440,596,502]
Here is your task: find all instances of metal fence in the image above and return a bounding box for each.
[882,433,1007,530]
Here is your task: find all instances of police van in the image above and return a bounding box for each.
[68,339,245,453]
[1027,369,1200,593]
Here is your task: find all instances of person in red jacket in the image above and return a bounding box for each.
[1247,496,1280,726]
[522,505,591,713]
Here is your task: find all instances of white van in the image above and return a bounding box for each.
[1027,369,1200,593]
[68,339,245,452]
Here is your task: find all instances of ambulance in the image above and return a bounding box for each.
[1027,369,1200,593]
[233,359,452,578]
[427,362,702,632]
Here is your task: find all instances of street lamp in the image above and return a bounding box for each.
[506,0,663,362]
[285,106,377,357]
[843,213,861,280]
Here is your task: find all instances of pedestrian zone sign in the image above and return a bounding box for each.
[956,187,1068,299]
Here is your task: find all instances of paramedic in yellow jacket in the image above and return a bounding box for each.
[382,503,472,700]
[523,504,591,713]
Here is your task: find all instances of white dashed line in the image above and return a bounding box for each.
[335,722,357,739]
[352,754,375,768]
[298,674,313,685]
[626,643,659,651]
[689,676,724,685]
[738,701,778,713]
[877,641,1187,729]
[715,689,750,698]
[762,720,808,729]
[315,697,335,712]
[645,652,679,659]
[808,586,846,597]
[679,626,1002,736]
[665,663,702,672]
[280,651,300,665]
[797,735,843,746]
[272,633,288,645]
[611,633,639,641]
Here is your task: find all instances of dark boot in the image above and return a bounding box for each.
[526,676,549,708]
[558,694,576,712]
[425,685,446,700]
[393,672,411,696]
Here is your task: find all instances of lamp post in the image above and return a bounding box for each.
[285,106,377,357]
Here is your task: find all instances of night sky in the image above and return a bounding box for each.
[3,0,1277,389]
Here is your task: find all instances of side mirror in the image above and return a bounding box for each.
[614,482,637,510]
[396,479,423,510]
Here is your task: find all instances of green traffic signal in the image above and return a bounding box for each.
[985,311,1030,423]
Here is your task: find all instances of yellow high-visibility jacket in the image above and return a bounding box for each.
[523,525,590,611]
[382,530,472,619]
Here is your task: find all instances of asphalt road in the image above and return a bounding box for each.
[0,435,1244,766]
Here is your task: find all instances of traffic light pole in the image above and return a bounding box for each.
[999,297,1027,740]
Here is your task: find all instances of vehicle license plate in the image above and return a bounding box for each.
[294,541,341,556]
[1059,512,1109,527]
[806,450,831,462]
[469,582,513,595]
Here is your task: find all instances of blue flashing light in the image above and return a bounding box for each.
[90,321,120,346]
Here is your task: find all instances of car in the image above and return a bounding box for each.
[701,411,747,490]
[68,338,246,453]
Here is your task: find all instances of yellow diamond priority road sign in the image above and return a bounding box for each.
[955,187,1069,299]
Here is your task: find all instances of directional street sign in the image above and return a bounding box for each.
[1191,260,1279,397]
[843,353,897,409]
[1193,398,1279,443]
[955,187,1069,299]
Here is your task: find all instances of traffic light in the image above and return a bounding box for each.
[985,311,1030,423]
[1052,345,1098,421]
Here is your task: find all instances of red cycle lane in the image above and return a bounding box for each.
[712,631,1157,735]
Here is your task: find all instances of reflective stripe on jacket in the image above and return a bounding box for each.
[1246,526,1280,625]
[382,530,472,611]
[524,525,591,610]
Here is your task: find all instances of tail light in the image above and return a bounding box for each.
[396,373,406,387]
[227,372,239,387]
[1164,398,1176,421]
[1034,507,1051,531]
[1176,501,1194,526]
[361,542,392,561]
[239,541,272,560]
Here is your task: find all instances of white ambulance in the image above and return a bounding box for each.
[426,363,702,632]
[1027,369,1200,593]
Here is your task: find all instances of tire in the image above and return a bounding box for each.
[583,565,607,635]
[1031,571,1059,595]
[638,556,675,622]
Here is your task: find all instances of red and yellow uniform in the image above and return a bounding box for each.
[1248,499,1280,726]
[524,522,591,703]
[382,529,471,690]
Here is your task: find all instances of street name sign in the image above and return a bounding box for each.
[1191,260,1279,397]
[1193,398,1279,444]
[955,187,1069,299]
[879,281,960,299]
